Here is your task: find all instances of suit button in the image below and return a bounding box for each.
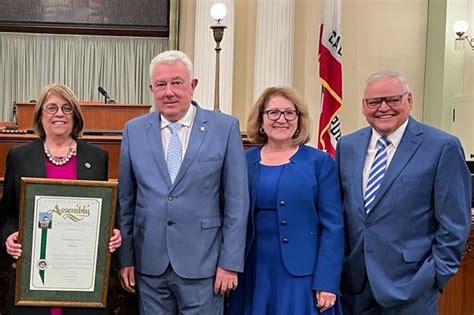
[279,200,286,206]
[167,221,175,226]
[282,238,288,243]
[280,220,287,225]
[365,223,370,227]
[168,196,174,201]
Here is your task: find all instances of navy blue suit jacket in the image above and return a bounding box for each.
[336,117,471,307]
[245,145,344,294]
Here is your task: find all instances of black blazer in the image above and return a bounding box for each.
[0,139,108,315]
[1,139,108,244]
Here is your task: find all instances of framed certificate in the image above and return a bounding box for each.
[15,177,117,308]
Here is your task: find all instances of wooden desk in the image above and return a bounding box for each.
[16,102,151,132]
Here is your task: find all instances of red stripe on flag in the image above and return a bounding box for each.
[318,89,340,157]
[319,42,342,101]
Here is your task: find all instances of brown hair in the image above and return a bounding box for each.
[33,83,84,139]
[247,86,311,145]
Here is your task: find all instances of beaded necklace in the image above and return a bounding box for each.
[44,146,76,166]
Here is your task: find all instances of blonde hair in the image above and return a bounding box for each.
[33,83,84,139]
[247,86,311,145]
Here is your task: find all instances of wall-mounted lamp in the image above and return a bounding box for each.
[453,20,474,50]
[210,2,227,112]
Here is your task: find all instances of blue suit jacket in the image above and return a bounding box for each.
[116,104,249,279]
[336,117,471,307]
[245,145,344,294]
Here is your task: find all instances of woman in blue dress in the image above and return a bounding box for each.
[228,87,344,315]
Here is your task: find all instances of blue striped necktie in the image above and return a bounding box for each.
[167,123,183,184]
[364,136,391,213]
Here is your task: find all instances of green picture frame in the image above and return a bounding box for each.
[15,177,117,308]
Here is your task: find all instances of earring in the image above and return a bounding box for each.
[259,127,265,135]
[292,129,299,138]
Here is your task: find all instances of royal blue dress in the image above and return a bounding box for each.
[228,163,343,315]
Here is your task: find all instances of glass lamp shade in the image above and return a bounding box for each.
[453,20,469,34]
[210,3,227,21]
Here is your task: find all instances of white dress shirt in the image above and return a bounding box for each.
[362,119,409,195]
[160,104,196,160]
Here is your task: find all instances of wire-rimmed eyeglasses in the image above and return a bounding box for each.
[43,104,73,115]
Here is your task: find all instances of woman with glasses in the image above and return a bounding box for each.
[1,83,121,315]
[228,87,344,315]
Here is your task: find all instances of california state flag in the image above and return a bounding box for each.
[317,0,342,157]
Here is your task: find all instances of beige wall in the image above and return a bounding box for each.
[463,0,474,96]
[179,0,430,142]
[340,0,428,134]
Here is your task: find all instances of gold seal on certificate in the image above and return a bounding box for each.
[37,259,48,270]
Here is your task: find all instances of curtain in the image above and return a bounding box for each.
[0,32,168,121]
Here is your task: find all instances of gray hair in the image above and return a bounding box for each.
[365,69,410,92]
[149,50,194,81]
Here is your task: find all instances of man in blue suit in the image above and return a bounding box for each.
[116,50,249,314]
[337,70,471,314]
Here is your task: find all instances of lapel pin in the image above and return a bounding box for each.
[200,126,205,132]
[84,162,91,169]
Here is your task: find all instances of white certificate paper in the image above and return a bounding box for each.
[29,196,102,291]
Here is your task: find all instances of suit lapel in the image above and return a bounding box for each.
[76,141,88,179]
[353,128,372,211]
[146,112,172,186]
[172,107,208,187]
[30,140,47,177]
[247,148,261,214]
[75,140,104,180]
[369,118,423,212]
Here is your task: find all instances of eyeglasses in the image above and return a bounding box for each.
[364,92,409,109]
[43,104,73,115]
[262,110,299,121]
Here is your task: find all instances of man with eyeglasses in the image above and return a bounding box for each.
[336,70,471,314]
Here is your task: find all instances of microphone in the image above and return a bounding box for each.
[98,86,110,103]
[98,86,109,98]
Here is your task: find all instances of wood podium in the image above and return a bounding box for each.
[15,101,151,133]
